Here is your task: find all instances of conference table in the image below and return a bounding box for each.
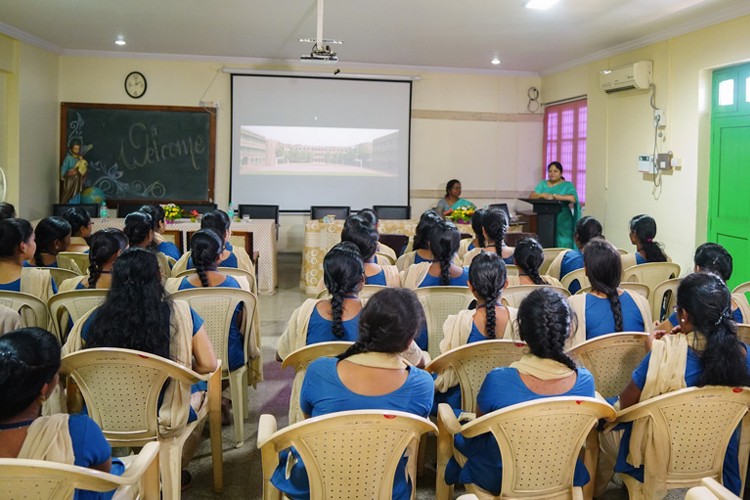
[91,218,278,294]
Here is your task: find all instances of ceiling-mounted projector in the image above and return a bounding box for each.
[301,43,338,62]
[299,0,340,62]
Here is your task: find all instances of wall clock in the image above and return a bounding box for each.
[125,71,147,99]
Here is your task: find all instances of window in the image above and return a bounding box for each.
[542,99,587,204]
[718,79,734,106]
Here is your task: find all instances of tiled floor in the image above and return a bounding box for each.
[182,253,637,499]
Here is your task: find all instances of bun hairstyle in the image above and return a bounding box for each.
[201,210,231,241]
[124,211,153,247]
[694,243,733,282]
[61,207,91,237]
[517,288,577,371]
[87,231,125,288]
[0,218,34,261]
[341,217,379,262]
[0,327,60,420]
[338,287,425,360]
[323,242,365,339]
[470,208,487,248]
[139,205,166,230]
[0,202,16,221]
[190,229,223,287]
[575,216,603,247]
[583,238,624,332]
[33,216,71,266]
[430,220,461,286]
[413,210,442,251]
[513,238,545,285]
[482,208,509,254]
[357,209,378,228]
[86,248,171,360]
[630,214,667,263]
[676,272,750,387]
[469,252,507,338]
[445,179,460,196]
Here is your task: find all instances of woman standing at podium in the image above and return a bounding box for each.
[529,161,580,248]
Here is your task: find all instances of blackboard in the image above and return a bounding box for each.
[60,103,216,203]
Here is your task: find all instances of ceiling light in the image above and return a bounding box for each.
[114,38,126,46]
[491,57,501,65]
[525,0,559,10]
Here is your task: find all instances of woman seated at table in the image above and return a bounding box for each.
[59,229,128,292]
[612,272,750,495]
[60,207,92,253]
[436,179,475,218]
[24,216,72,269]
[123,211,170,282]
[356,209,397,263]
[395,210,441,271]
[341,217,400,287]
[445,287,596,496]
[458,208,486,260]
[622,214,668,268]
[139,204,182,261]
[0,218,56,301]
[529,161,580,249]
[271,287,434,500]
[547,216,603,292]
[0,327,125,500]
[435,252,517,410]
[567,239,650,346]
[402,220,469,290]
[507,237,563,287]
[462,208,513,266]
[172,210,254,276]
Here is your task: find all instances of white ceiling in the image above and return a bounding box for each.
[2,0,750,74]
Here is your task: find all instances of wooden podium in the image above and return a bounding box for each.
[519,198,566,248]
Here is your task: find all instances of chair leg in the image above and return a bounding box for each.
[159,437,182,500]
[436,419,454,500]
[230,371,246,447]
[242,369,250,419]
[582,428,599,500]
[141,448,161,500]
[208,370,224,493]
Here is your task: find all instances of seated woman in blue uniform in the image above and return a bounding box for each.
[463,208,514,266]
[271,287,434,500]
[276,242,365,361]
[567,239,651,347]
[0,218,57,301]
[402,220,468,291]
[139,204,182,261]
[507,237,563,287]
[123,211,171,282]
[341,216,399,287]
[59,230,128,292]
[547,216,603,292]
[60,207,92,253]
[356,208,397,263]
[445,287,596,496]
[458,208,486,260]
[612,272,750,496]
[625,214,668,267]
[0,327,124,500]
[24,216,71,269]
[395,210,441,271]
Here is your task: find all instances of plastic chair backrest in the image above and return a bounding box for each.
[567,332,650,399]
[736,324,750,345]
[57,252,90,275]
[38,267,80,284]
[414,287,475,359]
[258,410,436,500]
[505,264,519,277]
[48,289,108,342]
[620,281,650,299]
[686,478,741,500]
[460,397,615,498]
[651,278,681,323]
[541,247,568,275]
[426,340,527,413]
[359,284,387,305]
[0,291,50,332]
[613,386,750,496]
[502,284,570,308]
[561,268,590,292]
[173,267,257,294]
[622,262,681,294]
[375,252,396,265]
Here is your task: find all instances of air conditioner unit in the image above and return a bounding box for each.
[599,61,652,93]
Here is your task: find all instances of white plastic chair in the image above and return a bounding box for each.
[173,267,257,294]
[414,286,475,359]
[61,348,224,499]
[171,287,260,447]
[501,284,570,308]
[48,289,108,343]
[258,410,436,500]
[651,278,681,323]
[0,291,51,336]
[0,441,160,500]
[57,252,88,275]
[37,267,80,286]
[561,268,590,292]
[622,262,681,294]
[541,247,568,275]
[686,477,741,500]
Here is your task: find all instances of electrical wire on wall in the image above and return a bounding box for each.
[199,67,222,115]
[649,83,664,199]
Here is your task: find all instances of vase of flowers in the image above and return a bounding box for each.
[445,207,475,224]
[162,203,182,224]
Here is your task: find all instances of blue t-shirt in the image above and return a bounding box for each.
[365,269,387,286]
[635,252,647,265]
[0,276,58,294]
[187,251,238,270]
[272,357,434,500]
[414,252,431,264]
[157,241,182,261]
[178,275,244,371]
[502,255,514,265]
[560,250,584,293]
[446,367,595,495]
[23,260,59,268]
[306,307,360,345]
[615,345,750,494]
[67,414,125,500]
[585,292,645,339]
[419,267,470,288]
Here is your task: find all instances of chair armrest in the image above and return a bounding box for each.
[117,442,160,483]
[257,414,278,448]
[437,403,464,436]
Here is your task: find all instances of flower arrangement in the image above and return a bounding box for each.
[188,209,200,222]
[445,207,475,224]
[162,203,182,222]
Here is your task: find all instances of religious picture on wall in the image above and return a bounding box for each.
[60,139,92,204]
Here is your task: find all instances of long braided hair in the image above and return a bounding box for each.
[517,288,578,371]
[430,220,460,285]
[190,229,223,288]
[676,272,750,387]
[323,242,364,339]
[33,216,71,266]
[583,238,624,332]
[482,208,508,256]
[470,208,487,248]
[630,214,667,262]
[341,217,378,262]
[513,238,545,284]
[338,287,425,360]
[413,210,441,251]
[87,231,126,288]
[469,252,507,338]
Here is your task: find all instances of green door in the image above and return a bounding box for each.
[709,64,750,290]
